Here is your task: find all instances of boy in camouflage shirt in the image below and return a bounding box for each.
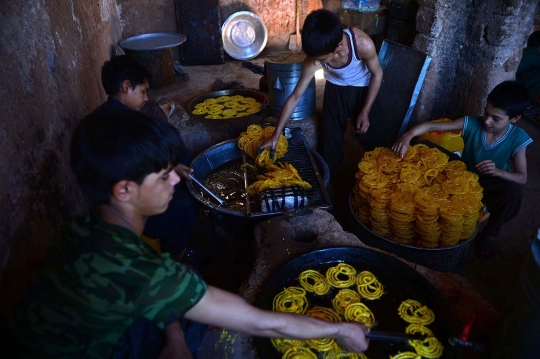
[8,107,369,358]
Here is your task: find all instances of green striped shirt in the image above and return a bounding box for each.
[9,210,207,358]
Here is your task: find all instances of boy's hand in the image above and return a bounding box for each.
[335,322,370,353]
[259,133,279,151]
[475,160,501,177]
[392,137,411,158]
[356,112,370,134]
[175,164,194,181]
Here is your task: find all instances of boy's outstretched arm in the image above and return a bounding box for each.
[184,286,370,353]
[392,118,465,158]
[355,31,383,134]
[475,147,528,185]
[259,58,319,150]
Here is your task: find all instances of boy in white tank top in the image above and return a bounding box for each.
[260,9,383,178]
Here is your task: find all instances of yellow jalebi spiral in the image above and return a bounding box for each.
[389,352,422,359]
[405,323,434,346]
[247,163,311,196]
[299,270,330,295]
[273,287,308,314]
[326,263,357,288]
[332,289,361,315]
[304,307,342,352]
[282,346,318,358]
[322,347,365,359]
[238,124,288,166]
[271,338,307,353]
[193,95,261,119]
[306,306,342,322]
[409,337,444,358]
[356,271,384,300]
[397,299,435,325]
[343,303,376,328]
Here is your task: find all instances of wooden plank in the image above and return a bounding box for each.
[175,0,224,65]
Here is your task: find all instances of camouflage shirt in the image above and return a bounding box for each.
[9,210,207,358]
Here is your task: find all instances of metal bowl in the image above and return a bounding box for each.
[348,191,477,272]
[118,33,186,51]
[222,11,267,60]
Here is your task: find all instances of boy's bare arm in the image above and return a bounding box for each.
[260,58,320,150]
[354,29,383,134]
[392,118,465,158]
[475,147,528,185]
[184,286,370,353]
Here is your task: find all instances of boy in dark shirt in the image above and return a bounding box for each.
[100,55,196,263]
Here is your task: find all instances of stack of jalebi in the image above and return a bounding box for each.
[247,162,311,197]
[389,192,416,244]
[238,124,288,167]
[352,144,484,248]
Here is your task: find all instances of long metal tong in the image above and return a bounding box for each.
[189,174,225,206]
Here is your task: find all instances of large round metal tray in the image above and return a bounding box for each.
[255,247,457,358]
[222,11,267,60]
[118,33,186,51]
[187,89,269,119]
[348,191,477,272]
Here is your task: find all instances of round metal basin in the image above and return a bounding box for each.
[187,139,330,235]
[348,191,477,272]
[255,247,457,358]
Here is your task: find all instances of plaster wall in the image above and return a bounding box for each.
[412,0,539,122]
[0,0,124,320]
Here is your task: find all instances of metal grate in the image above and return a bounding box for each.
[243,128,331,216]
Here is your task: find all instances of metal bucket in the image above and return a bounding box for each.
[119,33,187,87]
[265,52,315,120]
[348,192,476,272]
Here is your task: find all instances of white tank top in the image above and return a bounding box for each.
[322,28,371,87]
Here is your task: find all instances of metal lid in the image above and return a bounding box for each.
[118,33,186,51]
[222,11,267,60]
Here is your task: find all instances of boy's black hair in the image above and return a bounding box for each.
[101,55,151,95]
[487,81,531,118]
[526,31,540,48]
[70,107,184,204]
[301,9,343,57]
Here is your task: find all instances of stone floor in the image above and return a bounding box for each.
[151,53,540,358]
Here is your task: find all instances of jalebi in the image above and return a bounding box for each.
[193,95,261,119]
[397,299,435,325]
[273,287,308,314]
[332,289,361,315]
[326,263,357,288]
[282,346,318,358]
[247,162,311,197]
[238,124,288,166]
[352,144,484,249]
[343,303,375,328]
[271,337,307,352]
[356,271,384,300]
[299,270,330,295]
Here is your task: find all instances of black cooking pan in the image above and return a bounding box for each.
[255,247,458,358]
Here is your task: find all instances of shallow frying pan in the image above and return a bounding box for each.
[255,246,458,358]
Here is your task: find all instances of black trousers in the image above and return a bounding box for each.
[114,316,207,359]
[480,176,523,238]
[321,82,383,179]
